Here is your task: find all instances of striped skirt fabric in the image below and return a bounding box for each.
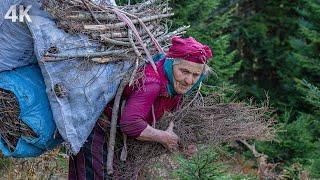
[68,124,117,180]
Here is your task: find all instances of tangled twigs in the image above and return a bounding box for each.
[105,93,275,179]
[0,88,38,152]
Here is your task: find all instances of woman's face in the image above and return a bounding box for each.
[172,59,204,94]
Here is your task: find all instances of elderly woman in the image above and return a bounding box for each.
[68,36,213,179]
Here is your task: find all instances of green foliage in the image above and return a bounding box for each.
[257,79,320,176]
[257,113,318,162]
[308,156,320,177]
[296,79,320,114]
[223,0,320,177]
[171,146,256,180]
[232,1,303,106]
[172,147,222,179]
[281,163,304,180]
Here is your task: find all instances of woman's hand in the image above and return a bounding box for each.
[160,121,179,151]
[136,121,180,152]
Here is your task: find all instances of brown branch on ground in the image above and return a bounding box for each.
[239,140,278,180]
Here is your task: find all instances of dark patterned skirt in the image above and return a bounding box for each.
[68,123,123,180]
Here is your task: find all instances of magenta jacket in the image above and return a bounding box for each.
[104,59,182,137]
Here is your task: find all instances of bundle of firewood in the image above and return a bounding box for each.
[42,0,188,67]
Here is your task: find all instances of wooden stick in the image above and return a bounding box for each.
[136,17,163,53]
[98,24,155,39]
[84,13,174,31]
[99,35,131,46]
[239,140,264,157]
[99,32,128,39]
[41,56,73,62]
[128,29,143,60]
[106,71,131,175]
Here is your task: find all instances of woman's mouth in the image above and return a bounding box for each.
[179,83,189,90]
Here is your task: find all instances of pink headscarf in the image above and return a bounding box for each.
[166,36,213,64]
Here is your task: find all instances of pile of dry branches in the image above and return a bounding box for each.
[0,88,38,152]
[42,0,188,65]
[107,93,275,179]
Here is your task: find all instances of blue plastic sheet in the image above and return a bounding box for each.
[0,65,61,157]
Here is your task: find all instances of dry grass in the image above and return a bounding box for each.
[0,148,68,180]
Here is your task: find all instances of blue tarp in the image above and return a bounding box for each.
[0,65,61,157]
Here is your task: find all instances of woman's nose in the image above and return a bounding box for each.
[185,74,194,85]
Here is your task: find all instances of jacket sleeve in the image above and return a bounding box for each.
[119,82,161,138]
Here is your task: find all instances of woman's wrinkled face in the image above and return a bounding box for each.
[172,59,204,94]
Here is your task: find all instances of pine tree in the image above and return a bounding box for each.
[231,0,319,177]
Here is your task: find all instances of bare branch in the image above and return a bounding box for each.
[84,13,174,31]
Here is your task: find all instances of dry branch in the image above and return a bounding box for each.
[99,36,131,46]
[84,13,174,31]
[106,71,133,175]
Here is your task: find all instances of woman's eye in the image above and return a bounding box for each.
[181,70,188,74]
